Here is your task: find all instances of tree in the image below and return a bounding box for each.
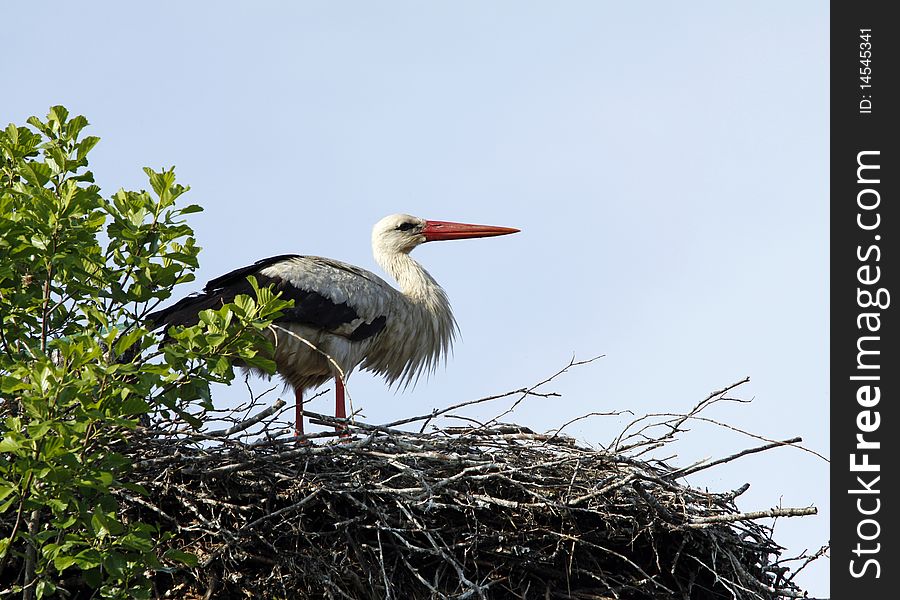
[0,106,287,599]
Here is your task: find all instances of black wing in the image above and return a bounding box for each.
[146,254,386,340]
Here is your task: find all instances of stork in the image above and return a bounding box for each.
[147,214,519,436]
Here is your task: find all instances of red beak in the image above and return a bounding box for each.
[421,220,520,242]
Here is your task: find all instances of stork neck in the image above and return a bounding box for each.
[378,251,440,302]
[370,242,459,386]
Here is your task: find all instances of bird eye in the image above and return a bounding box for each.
[396,222,417,231]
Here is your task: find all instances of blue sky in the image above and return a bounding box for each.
[4,2,829,594]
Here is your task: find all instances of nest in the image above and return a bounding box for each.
[115,371,820,599]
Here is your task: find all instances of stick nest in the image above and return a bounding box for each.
[118,373,819,600]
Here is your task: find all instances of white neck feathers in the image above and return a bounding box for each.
[370,249,458,386]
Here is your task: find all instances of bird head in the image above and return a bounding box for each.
[372,213,520,255]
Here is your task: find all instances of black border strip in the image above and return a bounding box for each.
[831,2,898,597]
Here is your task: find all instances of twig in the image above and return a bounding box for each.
[483,354,604,428]
[785,544,830,583]
[670,437,804,478]
[206,399,287,437]
[688,506,817,526]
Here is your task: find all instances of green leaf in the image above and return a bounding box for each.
[125,584,153,600]
[54,512,78,529]
[0,493,17,515]
[44,498,69,513]
[35,579,56,600]
[163,549,199,566]
[91,512,109,538]
[213,355,231,375]
[104,552,126,578]
[26,421,52,440]
[4,122,19,143]
[74,548,103,570]
[1,376,28,393]
[48,105,70,126]
[77,135,101,160]
[121,396,150,415]
[18,162,51,187]
[53,554,78,572]
[242,355,277,373]
[0,436,22,453]
[114,327,145,357]
[30,234,48,250]
[0,483,16,503]
[66,114,89,139]
[120,482,149,496]
[119,531,154,553]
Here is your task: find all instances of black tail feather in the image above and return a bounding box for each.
[146,289,241,330]
[146,254,302,330]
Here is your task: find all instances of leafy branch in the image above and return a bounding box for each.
[0,106,287,599]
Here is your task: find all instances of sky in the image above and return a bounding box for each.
[3,2,829,595]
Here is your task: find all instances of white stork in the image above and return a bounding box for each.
[147,214,519,435]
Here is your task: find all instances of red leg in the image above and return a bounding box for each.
[334,377,348,434]
[294,388,304,437]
